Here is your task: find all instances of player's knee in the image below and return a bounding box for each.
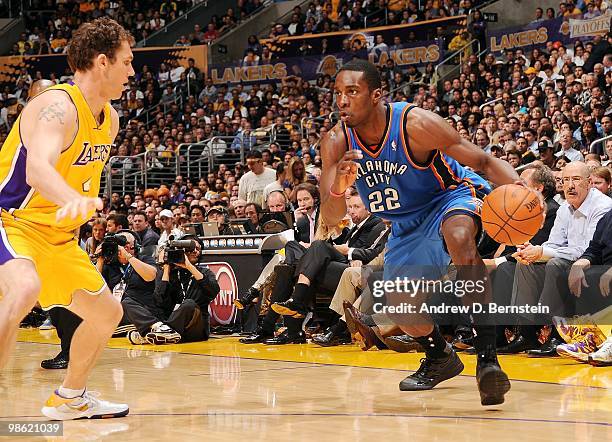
[109,299,124,326]
[3,279,40,322]
[17,279,41,308]
[445,227,479,263]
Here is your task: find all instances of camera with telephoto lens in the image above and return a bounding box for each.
[100,233,128,262]
[165,239,198,265]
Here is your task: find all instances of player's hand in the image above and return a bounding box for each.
[332,150,363,195]
[599,268,612,297]
[568,265,588,297]
[56,196,103,222]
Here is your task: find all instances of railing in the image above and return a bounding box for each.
[590,134,612,155]
[478,85,537,111]
[176,141,211,180]
[434,38,480,87]
[102,152,148,198]
[137,95,184,128]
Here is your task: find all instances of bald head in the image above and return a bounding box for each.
[28,80,55,101]
[562,161,590,179]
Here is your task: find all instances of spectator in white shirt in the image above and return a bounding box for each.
[238,150,276,207]
[511,162,612,319]
[555,129,584,162]
[157,209,183,250]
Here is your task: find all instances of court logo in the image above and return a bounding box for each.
[206,262,238,325]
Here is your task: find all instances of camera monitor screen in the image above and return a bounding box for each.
[184,222,219,237]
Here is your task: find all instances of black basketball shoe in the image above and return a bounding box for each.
[476,344,511,406]
[399,348,464,391]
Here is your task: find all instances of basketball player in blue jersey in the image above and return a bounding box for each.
[320,60,521,406]
[0,18,135,419]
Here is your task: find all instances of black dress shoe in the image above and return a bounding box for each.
[263,330,307,345]
[526,338,563,357]
[41,353,68,369]
[312,327,352,347]
[452,327,474,351]
[383,335,423,353]
[234,287,261,310]
[497,335,537,354]
[239,329,274,344]
[343,302,386,351]
[271,299,307,318]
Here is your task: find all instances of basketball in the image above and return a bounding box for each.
[481,184,545,245]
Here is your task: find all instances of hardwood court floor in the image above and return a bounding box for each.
[1,328,610,441]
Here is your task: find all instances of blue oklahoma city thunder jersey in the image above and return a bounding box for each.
[344,102,490,221]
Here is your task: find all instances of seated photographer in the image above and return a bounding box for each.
[126,236,220,345]
[105,231,167,343]
[206,206,242,235]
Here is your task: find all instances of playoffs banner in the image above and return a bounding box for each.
[208,41,442,85]
[0,45,207,83]
[569,11,611,38]
[262,15,466,58]
[487,12,611,53]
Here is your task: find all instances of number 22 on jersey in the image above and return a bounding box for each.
[368,188,400,213]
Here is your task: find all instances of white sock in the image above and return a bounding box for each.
[58,386,85,399]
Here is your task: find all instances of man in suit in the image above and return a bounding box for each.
[294,183,320,244]
[269,190,386,342]
[234,184,319,311]
[486,164,559,354]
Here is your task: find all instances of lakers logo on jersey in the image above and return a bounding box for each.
[73,142,112,166]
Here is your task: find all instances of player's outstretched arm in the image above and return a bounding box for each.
[20,90,102,220]
[407,107,520,186]
[320,125,359,226]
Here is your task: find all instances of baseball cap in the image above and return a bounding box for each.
[525,67,537,74]
[159,209,174,219]
[538,139,553,151]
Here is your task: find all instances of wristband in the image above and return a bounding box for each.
[329,187,345,198]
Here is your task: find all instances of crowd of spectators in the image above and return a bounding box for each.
[10,0,194,56]
[267,0,482,37]
[6,2,612,362]
[171,0,266,47]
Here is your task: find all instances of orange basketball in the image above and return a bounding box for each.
[481,184,545,245]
